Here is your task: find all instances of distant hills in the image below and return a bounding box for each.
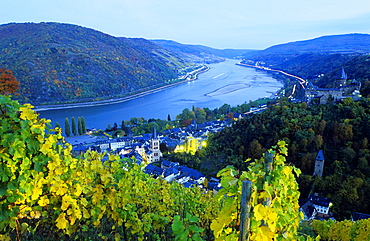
[245,33,370,61]
[2,22,370,104]
[0,22,192,104]
[151,39,254,63]
[242,33,370,93]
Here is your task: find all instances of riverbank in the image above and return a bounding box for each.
[34,65,210,112]
[236,62,306,85]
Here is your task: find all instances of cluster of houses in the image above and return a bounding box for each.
[72,119,232,160]
[144,160,221,190]
[71,119,232,189]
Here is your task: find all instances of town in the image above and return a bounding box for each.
[70,118,233,191]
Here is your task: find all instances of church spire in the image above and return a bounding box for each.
[341,67,348,80]
[152,124,157,139]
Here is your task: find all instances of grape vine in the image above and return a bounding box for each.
[210,141,316,240]
[0,95,219,240]
[0,95,326,240]
[312,218,370,241]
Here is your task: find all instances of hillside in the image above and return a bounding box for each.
[151,39,254,63]
[240,33,370,97]
[201,98,370,220]
[245,33,370,63]
[0,22,192,104]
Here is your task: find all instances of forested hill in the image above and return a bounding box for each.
[0,22,191,104]
[243,34,370,71]
[151,39,254,63]
[241,34,370,96]
[245,33,370,62]
[204,98,370,220]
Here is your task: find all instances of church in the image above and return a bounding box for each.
[147,125,162,163]
[304,68,361,104]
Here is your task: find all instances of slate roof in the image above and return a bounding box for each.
[308,194,331,207]
[316,150,324,161]
[163,167,179,177]
[352,212,370,221]
[300,201,317,220]
[152,125,158,139]
[144,164,163,176]
[177,166,205,180]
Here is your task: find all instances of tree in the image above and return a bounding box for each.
[81,116,87,133]
[0,68,20,95]
[78,117,83,135]
[55,122,61,129]
[194,108,206,124]
[167,114,171,121]
[71,116,77,136]
[130,117,138,125]
[248,139,263,160]
[218,103,230,115]
[176,108,195,122]
[64,118,71,137]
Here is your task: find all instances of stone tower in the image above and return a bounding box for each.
[338,67,348,87]
[313,150,325,177]
[149,125,162,162]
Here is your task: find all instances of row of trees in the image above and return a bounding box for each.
[103,99,271,138]
[63,116,87,137]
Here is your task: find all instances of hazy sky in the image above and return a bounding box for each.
[2,0,370,49]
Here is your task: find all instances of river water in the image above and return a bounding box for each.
[38,60,282,130]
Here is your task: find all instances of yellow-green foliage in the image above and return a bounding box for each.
[0,95,327,240]
[0,96,219,240]
[312,219,370,241]
[210,141,304,240]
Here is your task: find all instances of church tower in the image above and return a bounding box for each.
[338,67,348,87]
[149,125,162,162]
[313,150,325,177]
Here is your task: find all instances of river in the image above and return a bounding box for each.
[38,59,283,130]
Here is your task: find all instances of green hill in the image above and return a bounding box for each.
[0,22,191,104]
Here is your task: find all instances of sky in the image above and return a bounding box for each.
[2,0,370,50]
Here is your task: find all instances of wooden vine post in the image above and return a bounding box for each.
[239,180,252,241]
[264,153,273,207]
[239,153,273,241]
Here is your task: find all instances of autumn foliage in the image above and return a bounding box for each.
[0,68,19,95]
